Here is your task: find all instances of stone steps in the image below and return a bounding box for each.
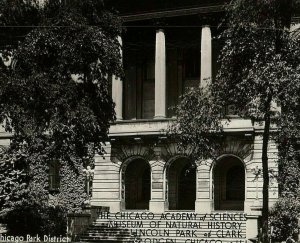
[78,211,247,243]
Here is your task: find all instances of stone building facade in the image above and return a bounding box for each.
[90,1,279,240]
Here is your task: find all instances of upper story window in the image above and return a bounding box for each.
[166,28,201,117]
[123,28,155,120]
[182,48,200,91]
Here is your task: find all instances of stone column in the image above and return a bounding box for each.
[154,29,166,119]
[200,26,212,89]
[112,36,123,120]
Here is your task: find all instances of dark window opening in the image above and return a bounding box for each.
[49,161,60,191]
[226,166,245,200]
[125,159,151,209]
[214,157,245,210]
[123,29,155,120]
[168,158,196,210]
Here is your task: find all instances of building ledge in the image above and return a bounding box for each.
[109,118,255,137]
[121,5,225,22]
[109,119,171,137]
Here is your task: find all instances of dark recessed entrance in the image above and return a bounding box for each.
[125,159,150,210]
[168,158,196,210]
[213,156,245,210]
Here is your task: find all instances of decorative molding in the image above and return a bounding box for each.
[110,135,254,167]
[111,143,156,163]
[217,136,254,162]
[122,5,225,22]
[161,143,194,163]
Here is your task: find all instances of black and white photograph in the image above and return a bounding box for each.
[0,0,299,242]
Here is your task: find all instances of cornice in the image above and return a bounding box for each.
[121,5,225,23]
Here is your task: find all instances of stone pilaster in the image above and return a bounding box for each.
[91,142,122,213]
[200,26,212,89]
[195,161,213,213]
[149,146,166,213]
[154,29,166,119]
[112,36,123,120]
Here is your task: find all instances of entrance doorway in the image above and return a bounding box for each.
[124,159,151,210]
[168,158,196,210]
[213,156,245,210]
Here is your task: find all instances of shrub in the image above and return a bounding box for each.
[269,197,300,242]
[2,201,67,236]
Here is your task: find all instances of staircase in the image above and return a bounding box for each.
[79,211,247,243]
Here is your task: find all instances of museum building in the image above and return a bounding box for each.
[90,1,280,238]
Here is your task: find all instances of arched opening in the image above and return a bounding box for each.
[124,159,151,210]
[168,158,196,210]
[213,156,245,210]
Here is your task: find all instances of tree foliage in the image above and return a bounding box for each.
[270,33,300,241]
[170,87,223,162]
[172,1,300,242]
[0,0,122,234]
[270,197,300,241]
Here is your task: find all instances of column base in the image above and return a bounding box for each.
[195,199,213,213]
[149,200,166,213]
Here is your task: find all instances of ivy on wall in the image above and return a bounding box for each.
[0,0,122,236]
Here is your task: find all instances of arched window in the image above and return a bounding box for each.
[168,158,196,210]
[124,159,151,209]
[213,156,245,210]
